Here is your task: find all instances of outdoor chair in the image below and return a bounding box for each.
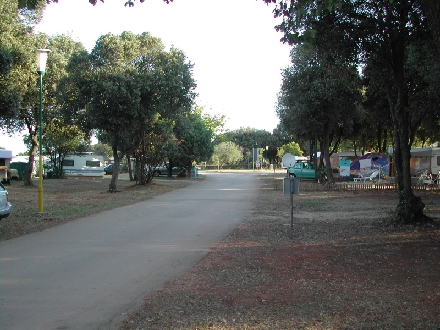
[353,170,379,183]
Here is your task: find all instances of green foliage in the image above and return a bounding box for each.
[172,108,215,169]
[91,143,112,159]
[405,40,440,146]
[1,1,86,182]
[268,0,438,221]
[58,31,196,187]
[278,141,303,159]
[43,119,88,177]
[18,0,50,10]
[0,0,35,127]
[211,141,243,169]
[277,43,362,168]
[198,107,226,143]
[90,73,141,137]
[224,127,274,152]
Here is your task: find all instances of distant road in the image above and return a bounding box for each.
[0,172,262,330]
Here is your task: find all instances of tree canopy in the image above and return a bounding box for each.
[278,45,362,182]
[211,141,243,169]
[59,31,196,189]
[268,0,439,223]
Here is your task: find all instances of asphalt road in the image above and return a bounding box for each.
[0,172,262,330]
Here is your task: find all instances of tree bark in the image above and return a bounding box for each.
[387,3,429,223]
[322,133,333,184]
[109,145,119,192]
[25,134,39,186]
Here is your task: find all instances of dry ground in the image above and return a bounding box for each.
[119,174,440,330]
[1,173,440,329]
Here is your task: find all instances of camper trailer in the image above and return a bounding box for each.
[407,147,440,177]
[387,146,440,182]
[62,153,105,177]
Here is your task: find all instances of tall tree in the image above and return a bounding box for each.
[265,0,433,222]
[130,43,196,181]
[211,141,243,170]
[278,45,362,182]
[1,0,84,184]
[60,32,196,190]
[363,1,431,222]
[172,107,215,172]
[88,73,141,191]
[224,128,273,153]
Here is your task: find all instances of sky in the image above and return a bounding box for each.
[1,0,292,155]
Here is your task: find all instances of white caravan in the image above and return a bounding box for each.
[389,146,440,177]
[62,153,105,177]
[408,147,440,176]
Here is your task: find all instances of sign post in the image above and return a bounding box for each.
[252,147,258,170]
[283,177,300,230]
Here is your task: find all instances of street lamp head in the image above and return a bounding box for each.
[35,49,51,74]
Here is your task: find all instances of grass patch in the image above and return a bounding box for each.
[0,176,193,241]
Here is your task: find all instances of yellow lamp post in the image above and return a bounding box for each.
[36,48,51,213]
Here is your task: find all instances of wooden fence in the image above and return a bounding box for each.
[299,181,440,192]
[273,179,440,192]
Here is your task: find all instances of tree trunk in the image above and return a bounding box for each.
[128,152,134,181]
[25,137,38,186]
[381,129,388,153]
[137,153,148,185]
[26,152,35,186]
[387,6,428,223]
[167,159,173,177]
[392,112,427,223]
[322,133,333,183]
[109,145,119,192]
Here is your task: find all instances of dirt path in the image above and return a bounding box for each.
[0,173,262,330]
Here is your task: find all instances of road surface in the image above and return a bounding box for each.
[0,172,262,330]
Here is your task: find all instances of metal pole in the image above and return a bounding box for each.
[290,179,294,230]
[38,72,43,213]
[290,191,294,230]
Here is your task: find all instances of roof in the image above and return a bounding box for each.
[0,150,12,159]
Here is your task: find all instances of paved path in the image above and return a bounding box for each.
[0,172,262,330]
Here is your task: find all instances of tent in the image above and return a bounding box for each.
[350,153,389,176]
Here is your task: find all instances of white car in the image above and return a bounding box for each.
[0,182,12,220]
